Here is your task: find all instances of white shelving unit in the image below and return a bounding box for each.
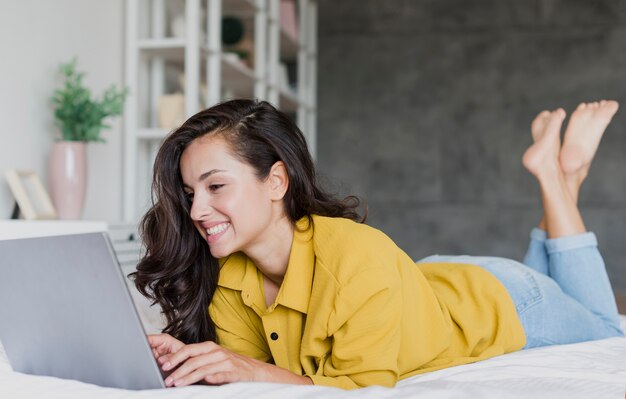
[123,0,317,222]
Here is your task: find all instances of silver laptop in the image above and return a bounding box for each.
[0,233,166,390]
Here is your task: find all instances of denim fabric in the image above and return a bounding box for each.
[522,228,549,276]
[418,230,623,349]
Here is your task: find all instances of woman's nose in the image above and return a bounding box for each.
[190,196,212,221]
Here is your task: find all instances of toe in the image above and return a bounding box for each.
[544,109,566,136]
[597,100,619,118]
[606,100,619,111]
[531,110,551,133]
[554,108,566,119]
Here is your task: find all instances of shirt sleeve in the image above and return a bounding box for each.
[209,288,272,362]
[306,266,403,389]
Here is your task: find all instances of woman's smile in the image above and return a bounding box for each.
[205,222,231,243]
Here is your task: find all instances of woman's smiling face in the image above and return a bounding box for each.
[179,134,278,259]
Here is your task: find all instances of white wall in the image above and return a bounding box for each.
[0,0,124,222]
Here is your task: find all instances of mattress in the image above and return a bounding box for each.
[1,317,625,399]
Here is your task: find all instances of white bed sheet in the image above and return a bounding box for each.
[1,317,625,399]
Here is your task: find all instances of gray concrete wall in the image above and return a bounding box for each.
[316,0,626,290]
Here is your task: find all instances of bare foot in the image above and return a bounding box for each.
[523,108,566,179]
[529,110,557,230]
[560,100,619,180]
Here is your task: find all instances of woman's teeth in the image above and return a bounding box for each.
[207,223,230,236]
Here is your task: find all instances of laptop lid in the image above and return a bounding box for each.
[0,232,165,390]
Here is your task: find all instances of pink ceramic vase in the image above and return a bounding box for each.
[49,141,87,219]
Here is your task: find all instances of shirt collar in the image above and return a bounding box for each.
[274,216,314,313]
[216,216,315,314]
[217,252,248,290]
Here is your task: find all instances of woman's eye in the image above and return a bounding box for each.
[209,184,224,192]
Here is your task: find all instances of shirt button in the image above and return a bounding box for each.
[270,332,279,341]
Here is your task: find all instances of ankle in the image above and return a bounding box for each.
[531,161,562,183]
[564,175,583,204]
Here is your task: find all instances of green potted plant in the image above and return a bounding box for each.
[49,59,128,219]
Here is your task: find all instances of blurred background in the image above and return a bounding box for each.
[316,0,626,294]
[1,0,625,299]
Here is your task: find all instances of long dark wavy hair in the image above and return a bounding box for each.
[131,99,365,344]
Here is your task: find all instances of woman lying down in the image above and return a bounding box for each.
[132,99,624,389]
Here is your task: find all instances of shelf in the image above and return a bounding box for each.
[138,48,257,99]
[223,0,258,17]
[137,38,186,48]
[137,33,300,64]
[137,38,186,60]
[221,53,256,98]
[137,128,171,140]
[0,220,107,240]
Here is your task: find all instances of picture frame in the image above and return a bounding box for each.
[5,169,57,220]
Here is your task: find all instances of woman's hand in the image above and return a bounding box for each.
[147,333,185,361]
[157,340,312,387]
[147,333,186,380]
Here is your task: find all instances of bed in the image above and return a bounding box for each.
[1,315,624,399]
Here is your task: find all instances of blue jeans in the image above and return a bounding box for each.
[418,229,624,349]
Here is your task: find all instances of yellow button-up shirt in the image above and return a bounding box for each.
[209,215,525,389]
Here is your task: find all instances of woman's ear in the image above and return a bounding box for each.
[268,161,289,201]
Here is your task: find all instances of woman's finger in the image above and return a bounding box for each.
[164,351,228,385]
[147,333,170,347]
[148,333,185,356]
[203,371,236,386]
[170,366,212,387]
[171,361,236,387]
[161,341,218,371]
